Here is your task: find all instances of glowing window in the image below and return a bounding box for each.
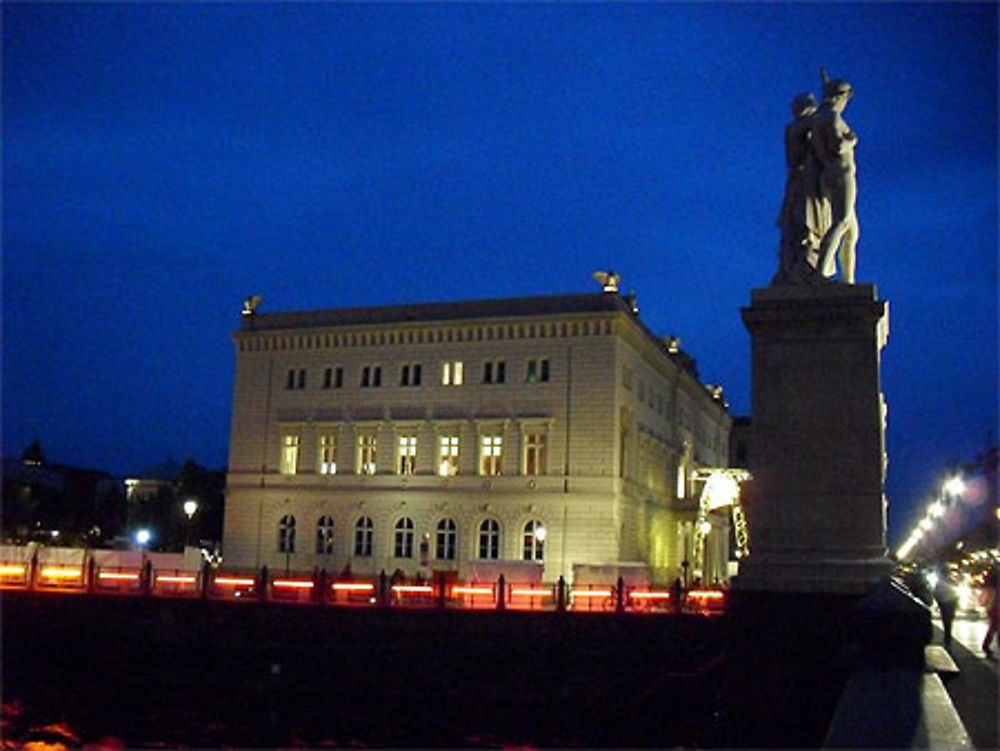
[318,434,337,475]
[358,434,377,475]
[478,518,500,560]
[480,435,503,476]
[354,516,373,557]
[522,519,546,561]
[438,435,460,476]
[280,435,300,475]
[436,518,457,561]
[316,515,334,555]
[398,435,417,475]
[394,517,415,558]
[278,514,296,553]
[442,361,464,386]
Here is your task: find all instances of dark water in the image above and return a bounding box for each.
[3,592,843,748]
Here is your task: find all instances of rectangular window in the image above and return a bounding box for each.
[318,434,337,475]
[285,368,307,390]
[524,432,547,476]
[480,435,503,476]
[358,434,377,475]
[280,434,300,475]
[438,435,460,476]
[322,367,344,389]
[483,360,506,384]
[398,435,417,475]
[442,361,464,386]
[401,363,423,387]
[361,366,382,388]
[526,359,550,383]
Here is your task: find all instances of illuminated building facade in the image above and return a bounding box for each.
[223,287,731,584]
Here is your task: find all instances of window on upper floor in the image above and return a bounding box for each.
[322,367,344,389]
[398,435,417,475]
[316,516,334,555]
[526,358,549,383]
[438,435,460,476]
[285,368,307,390]
[483,360,506,384]
[400,363,423,387]
[360,365,382,388]
[280,434,300,475]
[480,434,503,476]
[317,434,337,475]
[442,361,464,386]
[524,432,547,476]
[358,433,377,475]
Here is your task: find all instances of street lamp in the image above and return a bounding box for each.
[183,500,198,548]
[943,476,965,497]
[136,528,151,548]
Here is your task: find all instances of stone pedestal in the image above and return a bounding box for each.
[735,284,893,593]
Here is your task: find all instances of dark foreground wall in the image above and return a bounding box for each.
[4,592,731,748]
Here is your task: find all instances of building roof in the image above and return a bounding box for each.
[237,290,723,406]
[240,292,634,332]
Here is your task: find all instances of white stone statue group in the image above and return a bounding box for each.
[773,69,859,286]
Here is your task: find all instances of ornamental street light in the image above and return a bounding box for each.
[183,500,198,547]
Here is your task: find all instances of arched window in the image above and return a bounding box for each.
[478,518,500,560]
[522,519,546,562]
[436,518,457,561]
[394,517,415,558]
[316,515,334,555]
[278,514,296,553]
[354,516,373,557]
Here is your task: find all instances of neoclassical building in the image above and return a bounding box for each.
[222,284,732,584]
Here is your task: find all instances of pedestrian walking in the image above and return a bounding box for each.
[980,565,998,658]
[933,566,959,647]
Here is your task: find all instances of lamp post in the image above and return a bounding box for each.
[183,500,198,548]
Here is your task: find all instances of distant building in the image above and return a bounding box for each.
[124,458,183,502]
[223,286,732,584]
[1,441,120,544]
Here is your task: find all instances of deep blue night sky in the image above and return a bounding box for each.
[4,3,996,548]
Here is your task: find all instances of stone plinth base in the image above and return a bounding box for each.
[734,553,894,594]
[736,283,893,594]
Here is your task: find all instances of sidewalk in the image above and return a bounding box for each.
[933,614,997,751]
